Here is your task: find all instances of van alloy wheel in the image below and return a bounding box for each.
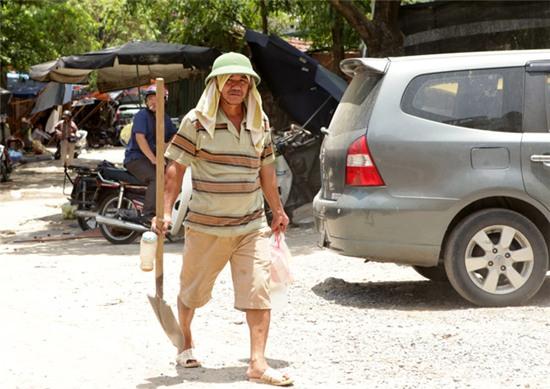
[464,225,534,294]
[444,209,548,306]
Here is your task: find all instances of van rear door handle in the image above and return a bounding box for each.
[530,155,550,163]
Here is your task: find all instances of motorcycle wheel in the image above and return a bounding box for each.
[73,181,103,231]
[76,196,97,231]
[97,193,140,244]
[77,214,96,231]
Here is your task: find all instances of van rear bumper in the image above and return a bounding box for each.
[312,190,456,266]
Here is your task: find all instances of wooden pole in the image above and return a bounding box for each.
[155,79,165,299]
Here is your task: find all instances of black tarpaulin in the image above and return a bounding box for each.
[245,30,347,133]
[30,41,221,92]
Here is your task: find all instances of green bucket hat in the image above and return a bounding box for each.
[205,52,261,85]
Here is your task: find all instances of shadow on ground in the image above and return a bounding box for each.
[137,358,288,388]
[3,237,185,257]
[137,366,246,388]
[312,276,550,310]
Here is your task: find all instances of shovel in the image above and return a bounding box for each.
[147,78,184,351]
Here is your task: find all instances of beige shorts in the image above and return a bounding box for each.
[179,227,272,311]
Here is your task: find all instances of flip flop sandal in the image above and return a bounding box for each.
[249,367,293,386]
[175,348,201,368]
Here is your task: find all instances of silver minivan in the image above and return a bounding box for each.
[313,50,550,306]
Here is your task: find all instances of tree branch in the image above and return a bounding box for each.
[329,0,404,57]
[328,0,376,44]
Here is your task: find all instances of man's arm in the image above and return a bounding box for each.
[135,133,156,164]
[152,160,186,235]
[260,163,289,233]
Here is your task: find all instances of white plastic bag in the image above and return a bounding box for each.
[269,233,293,285]
[270,281,288,311]
[269,233,293,311]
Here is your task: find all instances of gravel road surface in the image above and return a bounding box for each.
[1,148,549,389]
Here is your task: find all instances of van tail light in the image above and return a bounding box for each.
[345,135,385,186]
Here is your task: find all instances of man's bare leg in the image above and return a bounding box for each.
[177,298,195,352]
[246,309,292,383]
[246,309,270,377]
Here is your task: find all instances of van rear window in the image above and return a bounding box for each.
[329,70,382,136]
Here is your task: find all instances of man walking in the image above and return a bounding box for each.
[154,52,293,386]
[54,110,78,167]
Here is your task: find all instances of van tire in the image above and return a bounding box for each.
[412,265,448,282]
[444,208,548,307]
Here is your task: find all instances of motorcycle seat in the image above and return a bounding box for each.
[101,166,145,186]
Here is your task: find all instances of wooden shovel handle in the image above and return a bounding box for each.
[155,78,165,299]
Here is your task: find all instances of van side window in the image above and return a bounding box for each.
[401,67,524,133]
[524,72,550,132]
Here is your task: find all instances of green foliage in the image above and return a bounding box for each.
[121,0,179,43]
[1,0,98,72]
[165,0,261,51]
[1,0,389,79]
[290,0,371,51]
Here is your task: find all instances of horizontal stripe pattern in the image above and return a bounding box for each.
[194,121,229,131]
[196,149,261,169]
[261,143,274,160]
[187,209,264,228]
[165,109,275,236]
[171,133,196,156]
[193,178,261,194]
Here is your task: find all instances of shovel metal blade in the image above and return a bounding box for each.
[147,294,184,351]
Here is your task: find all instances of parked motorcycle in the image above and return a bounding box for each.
[66,163,103,230]
[70,161,192,244]
[271,124,322,221]
[94,164,148,244]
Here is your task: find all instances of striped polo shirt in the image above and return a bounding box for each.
[165,108,275,236]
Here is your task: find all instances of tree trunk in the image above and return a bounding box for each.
[259,0,269,34]
[331,11,345,77]
[328,0,404,57]
[372,0,404,56]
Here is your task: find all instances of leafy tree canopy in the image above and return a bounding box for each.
[288,0,370,51]
[1,0,98,72]
[2,0,393,79]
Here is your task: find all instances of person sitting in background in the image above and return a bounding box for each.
[18,117,33,150]
[31,123,49,155]
[6,136,24,163]
[123,85,177,225]
[32,123,51,142]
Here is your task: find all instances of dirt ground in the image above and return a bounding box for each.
[1,147,549,389]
